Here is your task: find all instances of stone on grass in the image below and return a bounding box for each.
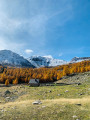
[6,97,10,99]
[42,106,46,108]
[65,90,69,92]
[75,103,82,106]
[1,110,4,112]
[12,107,16,109]
[77,83,81,85]
[49,90,52,93]
[72,115,77,118]
[79,93,84,95]
[32,100,42,105]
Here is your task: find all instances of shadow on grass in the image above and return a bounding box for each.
[40,82,82,86]
[40,83,71,86]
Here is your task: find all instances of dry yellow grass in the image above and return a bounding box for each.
[0,97,90,108]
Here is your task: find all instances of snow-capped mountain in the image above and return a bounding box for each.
[0,50,35,67]
[0,50,89,68]
[70,57,90,63]
[27,56,67,68]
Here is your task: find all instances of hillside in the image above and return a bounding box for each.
[0,60,90,120]
[0,71,90,120]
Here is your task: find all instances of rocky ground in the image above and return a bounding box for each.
[55,71,90,84]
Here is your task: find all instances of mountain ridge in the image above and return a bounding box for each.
[0,50,90,68]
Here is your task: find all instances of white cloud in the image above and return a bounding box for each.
[25,49,33,54]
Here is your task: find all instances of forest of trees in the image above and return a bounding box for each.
[0,60,90,85]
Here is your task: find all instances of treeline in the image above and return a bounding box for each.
[0,60,90,85]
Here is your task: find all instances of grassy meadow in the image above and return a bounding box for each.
[0,72,90,120]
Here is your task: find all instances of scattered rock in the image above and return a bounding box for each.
[62,76,69,79]
[12,107,17,109]
[65,90,69,92]
[42,106,46,108]
[49,90,52,93]
[32,100,42,105]
[4,90,11,95]
[75,103,82,106]
[79,93,83,96]
[19,91,26,96]
[77,83,81,85]
[57,94,61,96]
[46,84,49,86]
[14,90,18,93]
[6,97,10,99]
[44,91,47,94]
[1,110,4,112]
[72,115,77,118]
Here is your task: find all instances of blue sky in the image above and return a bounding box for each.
[0,0,90,61]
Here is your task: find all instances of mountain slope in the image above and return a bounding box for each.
[0,50,35,68]
[27,56,67,68]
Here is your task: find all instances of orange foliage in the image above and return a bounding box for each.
[5,79,9,86]
[13,78,18,85]
[0,60,89,85]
